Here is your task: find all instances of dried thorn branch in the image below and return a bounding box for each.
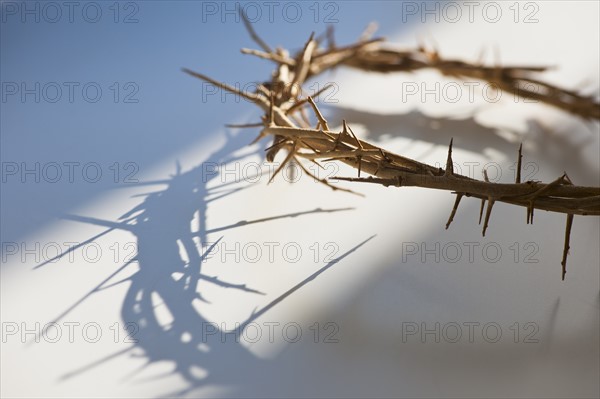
[238,23,600,120]
[286,83,334,113]
[184,24,600,279]
[240,48,293,65]
[225,122,264,128]
[240,8,272,53]
[359,22,379,42]
[268,141,297,184]
[307,96,329,131]
[258,111,598,275]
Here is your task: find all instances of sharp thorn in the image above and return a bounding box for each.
[445,193,463,229]
[516,143,523,183]
[240,8,272,53]
[483,169,490,182]
[445,138,454,176]
[342,119,349,135]
[563,172,573,185]
[269,93,275,126]
[346,123,363,150]
[479,198,486,225]
[268,143,296,184]
[529,202,535,224]
[482,198,495,236]
[561,214,574,281]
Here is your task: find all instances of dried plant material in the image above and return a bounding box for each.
[260,119,598,278]
[240,26,600,120]
[562,214,574,280]
[183,20,600,278]
[341,47,600,120]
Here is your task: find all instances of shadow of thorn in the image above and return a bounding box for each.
[32,129,368,397]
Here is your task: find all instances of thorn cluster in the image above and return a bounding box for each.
[183,17,600,279]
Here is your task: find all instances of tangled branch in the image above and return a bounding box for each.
[184,19,600,279]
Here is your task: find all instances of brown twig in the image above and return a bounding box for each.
[182,22,600,279]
